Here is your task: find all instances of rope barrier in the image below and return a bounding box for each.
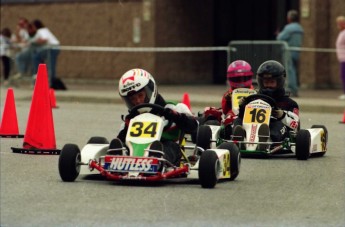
[55,45,343,54]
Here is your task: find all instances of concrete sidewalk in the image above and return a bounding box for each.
[1,82,344,113]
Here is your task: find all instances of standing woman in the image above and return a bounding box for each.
[336,16,345,100]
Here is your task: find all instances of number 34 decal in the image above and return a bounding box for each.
[129,122,159,138]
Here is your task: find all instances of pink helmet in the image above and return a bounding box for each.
[227,60,253,89]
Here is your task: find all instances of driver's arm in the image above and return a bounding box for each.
[279,102,300,131]
[163,103,198,134]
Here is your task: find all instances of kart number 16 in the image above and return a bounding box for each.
[129,122,159,138]
[244,107,271,124]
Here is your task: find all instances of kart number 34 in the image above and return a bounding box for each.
[129,121,159,138]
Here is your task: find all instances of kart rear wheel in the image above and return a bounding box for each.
[311,125,328,157]
[196,125,212,150]
[218,142,240,181]
[59,144,81,182]
[295,129,311,160]
[87,136,109,144]
[199,150,220,188]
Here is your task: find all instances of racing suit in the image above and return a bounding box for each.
[117,93,198,165]
[234,92,300,142]
[221,86,255,139]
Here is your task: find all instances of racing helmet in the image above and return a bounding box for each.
[118,68,157,109]
[256,60,286,97]
[227,60,253,89]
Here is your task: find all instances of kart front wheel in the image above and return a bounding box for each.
[196,125,212,150]
[295,129,311,160]
[199,150,220,188]
[59,144,81,182]
[218,142,240,181]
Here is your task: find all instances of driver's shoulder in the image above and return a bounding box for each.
[165,102,192,115]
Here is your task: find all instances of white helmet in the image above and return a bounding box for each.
[118,68,157,109]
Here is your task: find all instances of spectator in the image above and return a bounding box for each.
[0,28,14,86]
[12,18,35,80]
[336,16,345,100]
[277,10,304,97]
[31,19,60,87]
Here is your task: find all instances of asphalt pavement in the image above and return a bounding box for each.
[1,79,344,114]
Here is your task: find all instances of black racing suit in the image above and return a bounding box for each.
[234,91,300,142]
[117,93,198,165]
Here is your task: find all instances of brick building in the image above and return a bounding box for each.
[1,0,344,89]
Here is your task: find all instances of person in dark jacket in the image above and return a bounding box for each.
[113,68,197,165]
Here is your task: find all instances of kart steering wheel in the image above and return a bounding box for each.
[129,103,173,129]
[241,94,277,109]
[129,103,166,116]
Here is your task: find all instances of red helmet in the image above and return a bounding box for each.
[227,60,253,89]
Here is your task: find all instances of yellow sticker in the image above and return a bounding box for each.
[243,106,271,124]
[129,121,160,138]
[223,153,230,178]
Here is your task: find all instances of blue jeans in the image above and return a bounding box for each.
[33,47,60,86]
[15,47,35,75]
[287,56,298,96]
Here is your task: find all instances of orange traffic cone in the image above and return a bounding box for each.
[0,88,24,138]
[182,92,191,111]
[11,64,60,155]
[340,110,345,124]
[50,88,58,108]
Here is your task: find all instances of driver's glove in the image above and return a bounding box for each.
[163,108,180,121]
[272,109,285,120]
[238,97,246,107]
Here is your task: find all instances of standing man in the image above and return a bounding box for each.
[336,16,345,100]
[277,10,304,97]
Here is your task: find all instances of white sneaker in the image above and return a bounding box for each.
[338,94,345,100]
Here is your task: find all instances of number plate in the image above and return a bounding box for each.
[128,121,161,140]
[232,88,257,114]
[243,104,271,124]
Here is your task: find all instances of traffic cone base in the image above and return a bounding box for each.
[11,147,60,155]
[0,88,24,138]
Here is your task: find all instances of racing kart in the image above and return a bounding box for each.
[195,94,328,160]
[192,88,256,144]
[58,103,240,188]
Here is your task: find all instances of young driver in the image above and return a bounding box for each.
[113,68,197,166]
[233,60,300,147]
[221,60,255,138]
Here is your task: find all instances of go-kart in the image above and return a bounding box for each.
[196,94,328,160]
[193,88,256,146]
[58,103,241,188]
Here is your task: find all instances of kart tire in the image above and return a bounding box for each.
[87,136,109,144]
[311,125,328,157]
[196,125,212,150]
[191,117,206,143]
[218,142,240,181]
[199,150,220,188]
[59,144,81,182]
[204,120,220,126]
[295,129,311,160]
